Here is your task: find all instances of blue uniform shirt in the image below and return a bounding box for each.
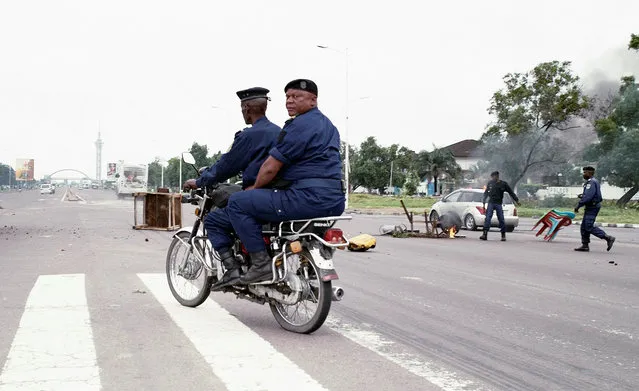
[578,177,603,208]
[196,116,281,189]
[268,107,342,182]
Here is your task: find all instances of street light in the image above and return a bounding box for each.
[317,44,350,209]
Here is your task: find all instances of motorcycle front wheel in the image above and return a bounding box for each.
[269,249,332,334]
[166,231,213,307]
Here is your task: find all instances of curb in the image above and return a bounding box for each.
[346,210,406,216]
[572,221,639,229]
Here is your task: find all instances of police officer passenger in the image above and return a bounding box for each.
[226,79,346,284]
[574,166,615,252]
[479,171,521,241]
[183,87,281,291]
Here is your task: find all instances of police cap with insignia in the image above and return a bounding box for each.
[284,79,318,96]
[236,87,270,102]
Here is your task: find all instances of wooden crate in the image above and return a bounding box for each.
[132,192,182,231]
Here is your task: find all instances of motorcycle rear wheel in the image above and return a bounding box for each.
[166,231,213,307]
[269,249,332,334]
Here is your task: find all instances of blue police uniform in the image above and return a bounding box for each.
[202,117,281,252]
[226,106,345,253]
[577,177,606,244]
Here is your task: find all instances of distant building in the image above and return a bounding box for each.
[441,139,482,174]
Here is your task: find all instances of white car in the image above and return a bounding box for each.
[40,184,55,195]
[429,188,519,232]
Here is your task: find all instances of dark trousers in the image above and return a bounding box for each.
[226,188,345,253]
[483,203,506,233]
[581,207,607,244]
[204,207,234,252]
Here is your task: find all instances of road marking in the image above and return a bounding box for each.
[138,273,328,391]
[326,317,485,391]
[400,276,424,281]
[0,274,100,391]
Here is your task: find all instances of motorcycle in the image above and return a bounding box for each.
[165,152,351,334]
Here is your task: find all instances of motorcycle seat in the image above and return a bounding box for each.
[261,216,345,235]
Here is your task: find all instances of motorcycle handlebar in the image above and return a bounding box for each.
[181,188,203,204]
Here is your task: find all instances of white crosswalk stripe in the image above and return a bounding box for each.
[138,273,328,391]
[0,274,100,391]
[0,273,434,391]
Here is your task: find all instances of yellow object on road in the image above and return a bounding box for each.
[347,234,377,252]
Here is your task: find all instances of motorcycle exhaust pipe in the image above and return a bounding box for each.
[332,286,344,301]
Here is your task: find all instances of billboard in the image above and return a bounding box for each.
[106,162,117,180]
[15,159,34,181]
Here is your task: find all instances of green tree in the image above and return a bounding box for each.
[483,61,590,189]
[147,159,163,189]
[414,151,431,180]
[350,137,391,193]
[402,170,420,196]
[0,163,16,186]
[189,142,214,168]
[585,35,639,205]
[428,148,462,194]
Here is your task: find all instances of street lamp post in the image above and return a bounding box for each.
[317,45,350,209]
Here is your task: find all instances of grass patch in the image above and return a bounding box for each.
[517,206,639,224]
[349,194,436,209]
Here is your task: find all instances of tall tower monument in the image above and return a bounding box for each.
[95,127,103,181]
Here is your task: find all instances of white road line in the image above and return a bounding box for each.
[0,274,100,391]
[138,273,328,391]
[325,317,485,391]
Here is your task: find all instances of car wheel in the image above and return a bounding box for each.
[506,226,515,232]
[464,214,477,231]
[429,210,439,222]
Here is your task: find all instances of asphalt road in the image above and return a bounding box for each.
[0,189,638,391]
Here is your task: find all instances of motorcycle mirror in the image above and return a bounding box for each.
[182,152,196,165]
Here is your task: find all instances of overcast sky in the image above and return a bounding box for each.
[1,0,638,179]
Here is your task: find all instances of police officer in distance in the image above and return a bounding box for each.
[226,78,346,284]
[574,166,615,252]
[183,87,281,291]
[479,171,521,241]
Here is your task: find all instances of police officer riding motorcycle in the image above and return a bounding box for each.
[167,80,350,334]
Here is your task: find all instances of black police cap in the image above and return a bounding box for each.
[582,166,595,172]
[491,171,499,177]
[284,79,318,96]
[236,87,270,102]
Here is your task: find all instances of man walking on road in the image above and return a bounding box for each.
[574,166,615,252]
[479,171,520,242]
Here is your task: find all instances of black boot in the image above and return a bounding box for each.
[240,251,273,284]
[501,232,506,242]
[479,230,488,241]
[574,243,589,252]
[605,235,616,252]
[211,250,242,291]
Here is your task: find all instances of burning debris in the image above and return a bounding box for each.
[384,200,465,239]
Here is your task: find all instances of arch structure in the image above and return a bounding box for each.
[45,169,93,180]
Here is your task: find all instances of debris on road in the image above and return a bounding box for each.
[348,234,377,252]
[379,224,407,235]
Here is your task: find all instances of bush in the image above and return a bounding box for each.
[537,195,578,208]
[517,184,546,199]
